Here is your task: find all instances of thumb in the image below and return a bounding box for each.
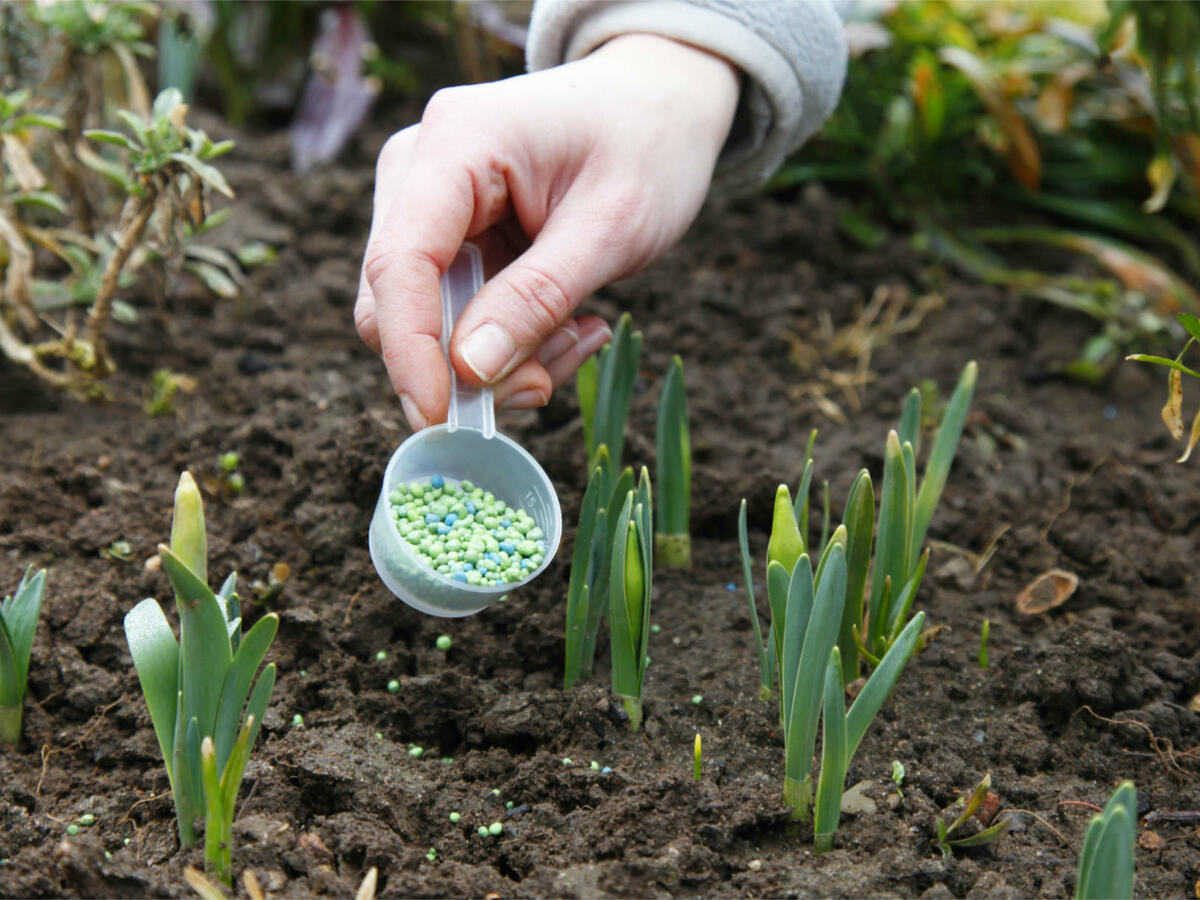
[449,210,629,386]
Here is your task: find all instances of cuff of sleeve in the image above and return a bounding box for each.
[526,0,803,195]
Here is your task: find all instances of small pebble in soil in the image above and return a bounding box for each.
[449,812,461,823]
[78,814,96,826]
[601,767,613,775]
[488,822,503,836]
[725,582,737,591]
[748,859,763,871]
[409,745,423,759]
[436,634,452,652]
[66,824,79,835]
[375,650,387,661]
[1103,405,1118,420]
[388,475,545,585]
[691,695,703,706]
[291,714,304,728]
[387,680,400,693]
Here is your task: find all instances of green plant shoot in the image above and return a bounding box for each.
[563,448,633,688]
[1075,780,1137,900]
[738,499,775,701]
[813,612,926,848]
[693,733,702,782]
[577,313,642,491]
[979,618,990,669]
[608,468,652,730]
[934,773,1013,862]
[780,538,847,819]
[0,567,47,744]
[1127,312,1200,462]
[124,471,277,886]
[655,355,691,567]
[860,361,976,664]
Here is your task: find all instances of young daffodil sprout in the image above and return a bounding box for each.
[693,733,702,781]
[934,774,1013,862]
[859,362,976,667]
[563,448,634,688]
[609,469,653,730]
[577,312,642,486]
[813,612,926,849]
[124,472,277,887]
[0,568,46,744]
[1075,781,1137,900]
[655,355,691,567]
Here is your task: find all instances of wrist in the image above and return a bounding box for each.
[589,33,741,155]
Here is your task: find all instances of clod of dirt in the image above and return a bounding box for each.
[1014,568,1079,615]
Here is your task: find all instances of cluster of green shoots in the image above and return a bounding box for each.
[0,568,47,744]
[739,361,976,843]
[1128,312,1200,462]
[565,316,691,717]
[0,2,240,398]
[124,472,278,887]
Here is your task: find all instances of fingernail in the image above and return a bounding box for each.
[537,326,579,365]
[461,322,517,383]
[399,393,427,431]
[577,326,613,359]
[501,389,548,410]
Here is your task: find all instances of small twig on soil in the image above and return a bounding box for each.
[342,585,368,627]
[1144,810,1200,825]
[1038,458,1121,544]
[1073,705,1194,782]
[118,790,171,826]
[1003,807,1073,849]
[1057,800,1103,815]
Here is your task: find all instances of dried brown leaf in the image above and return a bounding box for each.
[1015,568,1078,615]
[1179,407,1200,463]
[2,134,46,192]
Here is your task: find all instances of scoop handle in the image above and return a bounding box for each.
[441,243,494,439]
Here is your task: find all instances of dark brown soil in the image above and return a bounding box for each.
[1,129,1198,899]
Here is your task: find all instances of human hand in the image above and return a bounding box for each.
[356,33,739,429]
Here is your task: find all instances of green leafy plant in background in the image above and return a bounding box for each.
[0,568,47,744]
[124,472,277,886]
[1128,312,1200,461]
[655,355,691,567]
[578,313,642,495]
[934,773,1013,862]
[777,1,1200,380]
[563,448,633,688]
[1075,780,1137,900]
[608,468,652,730]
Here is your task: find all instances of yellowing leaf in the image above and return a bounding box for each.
[1163,368,1184,440]
[1144,153,1176,214]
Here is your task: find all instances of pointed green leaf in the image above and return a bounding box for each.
[951,816,1012,848]
[565,460,606,689]
[655,356,690,540]
[869,431,910,653]
[607,493,640,701]
[0,617,20,709]
[784,545,847,790]
[846,612,924,761]
[123,597,179,773]
[1126,354,1200,379]
[766,560,791,673]
[814,647,847,853]
[170,472,207,586]
[793,458,815,550]
[885,549,929,643]
[169,152,234,198]
[1076,781,1137,900]
[913,361,976,551]
[898,388,921,454]
[12,191,68,214]
[1177,313,1200,343]
[577,355,598,460]
[780,555,814,734]
[213,613,277,771]
[839,471,874,681]
[769,484,804,573]
[739,499,771,697]
[2,568,45,687]
[84,129,135,149]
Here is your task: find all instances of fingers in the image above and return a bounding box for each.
[490,315,612,409]
[449,204,627,389]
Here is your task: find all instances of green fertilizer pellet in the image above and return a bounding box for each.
[388,476,547,586]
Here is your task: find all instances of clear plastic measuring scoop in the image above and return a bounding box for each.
[369,243,563,616]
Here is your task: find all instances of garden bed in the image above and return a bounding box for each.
[1,128,1198,898]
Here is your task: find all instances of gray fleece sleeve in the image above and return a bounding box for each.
[525,0,851,194]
